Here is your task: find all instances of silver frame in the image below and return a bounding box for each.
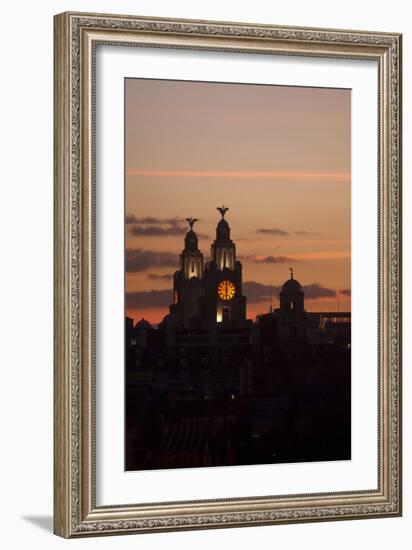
[54,11,402,538]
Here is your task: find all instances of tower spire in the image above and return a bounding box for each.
[289,267,294,280]
[180,216,203,279]
[212,206,235,269]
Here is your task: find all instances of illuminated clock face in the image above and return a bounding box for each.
[217,280,236,301]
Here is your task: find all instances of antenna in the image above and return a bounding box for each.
[289,267,294,279]
[269,284,273,313]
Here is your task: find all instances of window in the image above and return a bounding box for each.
[222,306,231,322]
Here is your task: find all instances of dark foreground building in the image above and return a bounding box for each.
[125,208,351,470]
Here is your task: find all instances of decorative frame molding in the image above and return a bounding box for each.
[54,11,402,538]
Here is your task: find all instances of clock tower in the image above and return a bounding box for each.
[199,206,247,324]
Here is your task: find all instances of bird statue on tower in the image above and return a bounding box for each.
[185,217,198,229]
[217,205,229,218]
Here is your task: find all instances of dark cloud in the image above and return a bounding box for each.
[237,254,257,262]
[293,230,320,236]
[256,228,288,236]
[255,228,320,238]
[243,281,280,303]
[243,281,336,303]
[125,214,183,225]
[340,288,351,297]
[126,214,209,238]
[130,224,187,236]
[255,256,296,264]
[126,279,337,309]
[148,273,173,281]
[302,284,336,299]
[126,289,172,309]
[130,224,209,238]
[125,248,178,272]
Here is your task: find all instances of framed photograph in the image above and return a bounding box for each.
[53,12,402,537]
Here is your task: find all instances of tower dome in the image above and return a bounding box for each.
[280,277,303,295]
[279,269,304,313]
[184,229,198,251]
[216,217,230,242]
[211,206,236,270]
[179,218,203,280]
[135,318,153,330]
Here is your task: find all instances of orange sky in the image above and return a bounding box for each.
[125,79,351,324]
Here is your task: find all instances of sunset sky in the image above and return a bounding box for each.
[125,78,351,324]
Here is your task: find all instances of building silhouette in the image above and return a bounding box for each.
[125,207,351,471]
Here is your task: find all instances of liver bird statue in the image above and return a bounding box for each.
[185,217,198,229]
[217,205,229,218]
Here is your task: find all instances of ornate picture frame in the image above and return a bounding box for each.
[53,11,402,538]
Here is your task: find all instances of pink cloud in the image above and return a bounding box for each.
[126,169,350,181]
